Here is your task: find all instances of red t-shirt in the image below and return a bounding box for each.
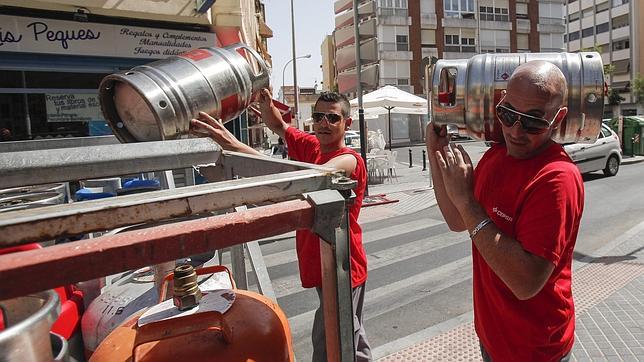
[472,143,584,361]
[284,127,368,288]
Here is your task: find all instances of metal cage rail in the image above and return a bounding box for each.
[0,137,357,362]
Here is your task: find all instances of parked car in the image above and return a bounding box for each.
[345,130,361,150]
[564,123,622,176]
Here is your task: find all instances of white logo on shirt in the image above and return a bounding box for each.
[492,207,513,222]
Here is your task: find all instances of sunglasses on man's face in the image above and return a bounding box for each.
[495,104,556,134]
[312,112,343,124]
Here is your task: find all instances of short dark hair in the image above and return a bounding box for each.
[314,92,351,119]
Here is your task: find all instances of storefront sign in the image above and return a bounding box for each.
[45,93,103,122]
[0,15,216,59]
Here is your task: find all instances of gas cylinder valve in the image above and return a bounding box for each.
[173,264,202,310]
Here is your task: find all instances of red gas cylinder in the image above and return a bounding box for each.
[90,266,294,362]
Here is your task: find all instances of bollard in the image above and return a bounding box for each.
[422,150,427,171]
[408,149,413,168]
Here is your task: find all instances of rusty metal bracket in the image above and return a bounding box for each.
[306,177,357,362]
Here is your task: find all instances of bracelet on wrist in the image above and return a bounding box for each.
[470,218,492,239]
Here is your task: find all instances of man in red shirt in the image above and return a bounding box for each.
[191,89,371,361]
[426,60,584,361]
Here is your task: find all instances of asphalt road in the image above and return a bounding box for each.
[256,142,644,361]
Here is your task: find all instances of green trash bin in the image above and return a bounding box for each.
[609,116,644,156]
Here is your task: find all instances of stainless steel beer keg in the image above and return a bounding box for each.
[99,43,270,143]
[0,290,60,362]
[427,52,605,144]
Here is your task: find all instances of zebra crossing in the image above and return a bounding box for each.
[255,208,476,361]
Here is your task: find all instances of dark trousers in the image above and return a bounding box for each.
[480,343,572,362]
[312,283,372,362]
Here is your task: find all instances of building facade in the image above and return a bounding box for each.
[327,0,566,146]
[565,0,643,116]
[0,0,272,144]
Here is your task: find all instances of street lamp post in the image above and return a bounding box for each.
[281,54,311,109]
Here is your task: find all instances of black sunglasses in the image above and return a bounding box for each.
[312,112,343,124]
[495,104,556,134]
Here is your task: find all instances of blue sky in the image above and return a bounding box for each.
[264,0,335,90]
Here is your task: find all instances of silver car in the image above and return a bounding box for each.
[564,124,622,176]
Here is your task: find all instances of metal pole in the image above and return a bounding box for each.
[21,71,32,139]
[282,55,311,103]
[408,148,413,168]
[387,106,394,151]
[290,0,300,129]
[422,149,427,171]
[353,0,368,196]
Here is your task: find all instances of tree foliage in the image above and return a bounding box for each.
[633,75,644,106]
[608,88,625,106]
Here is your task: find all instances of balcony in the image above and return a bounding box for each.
[612,3,629,17]
[516,19,531,33]
[334,0,352,14]
[442,16,478,29]
[443,51,477,59]
[334,17,377,48]
[421,47,438,60]
[335,38,378,73]
[337,63,379,94]
[420,13,438,28]
[538,23,566,34]
[334,0,375,28]
[596,32,609,46]
[377,8,411,26]
[611,48,630,61]
[612,26,630,40]
[378,42,413,60]
[480,20,512,31]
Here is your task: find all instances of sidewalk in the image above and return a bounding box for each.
[357,153,644,361]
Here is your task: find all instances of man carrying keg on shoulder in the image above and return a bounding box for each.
[426,60,584,361]
[191,89,372,361]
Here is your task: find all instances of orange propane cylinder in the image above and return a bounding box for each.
[89,266,294,362]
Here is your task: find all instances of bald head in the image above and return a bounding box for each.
[508,60,568,113]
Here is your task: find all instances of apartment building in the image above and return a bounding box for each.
[328,0,566,146]
[0,0,272,143]
[565,0,643,116]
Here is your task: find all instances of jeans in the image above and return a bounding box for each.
[312,283,372,362]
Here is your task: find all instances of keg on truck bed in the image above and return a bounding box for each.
[427,52,605,144]
[90,265,294,362]
[0,290,69,362]
[99,43,270,143]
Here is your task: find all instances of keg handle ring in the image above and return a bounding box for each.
[132,311,233,361]
[231,43,270,80]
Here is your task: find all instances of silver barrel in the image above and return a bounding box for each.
[427,52,605,144]
[0,291,60,362]
[99,43,271,143]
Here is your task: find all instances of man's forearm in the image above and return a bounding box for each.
[261,103,288,139]
[457,201,554,300]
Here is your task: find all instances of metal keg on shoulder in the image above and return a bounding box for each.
[427,52,605,144]
[99,43,271,143]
